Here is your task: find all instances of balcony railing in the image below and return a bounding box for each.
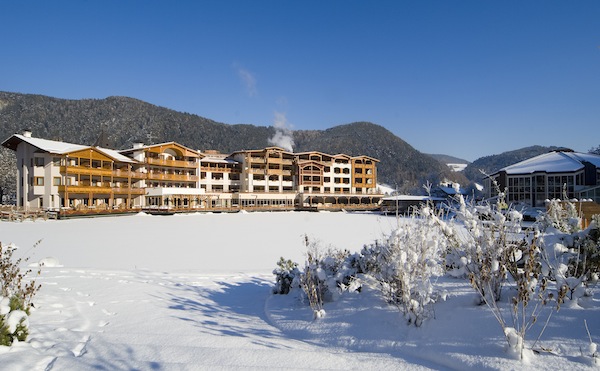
[61,166,146,179]
[113,169,147,179]
[200,166,236,173]
[267,157,294,165]
[300,170,322,175]
[146,157,197,168]
[58,185,145,195]
[61,166,112,177]
[147,173,199,182]
[300,181,323,186]
[249,157,266,163]
[266,169,293,176]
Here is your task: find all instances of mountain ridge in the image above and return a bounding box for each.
[0,91,462,197]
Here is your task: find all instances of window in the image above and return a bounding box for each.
[508,176,531,204]
[34,177,44,186]
[34,157,45,167]
[53,177,62,186]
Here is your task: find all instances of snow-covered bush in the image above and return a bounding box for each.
[298,235,361,318]
[538,194,581,234]
[536,212,600,307]
[363,204,446,327]
[432,182,566,359]
[566,215,600,285]
[272,257,300,295]
[0,241,42,346]
[441,185,522,304]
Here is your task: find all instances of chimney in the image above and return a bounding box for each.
[22,129,32,138]
[133,142,144,149]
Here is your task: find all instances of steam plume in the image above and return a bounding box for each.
[268,111,294,152]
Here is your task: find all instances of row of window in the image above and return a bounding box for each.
[507,174,579,204]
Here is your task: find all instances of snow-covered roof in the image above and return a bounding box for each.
[499,150,600,175]
[199,157,238,164]
[2,134,88,153]
[1,134,137,163]
[120,142,199,156]
[95,147,137,163]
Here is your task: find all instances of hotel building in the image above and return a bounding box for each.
[2,131,382,215]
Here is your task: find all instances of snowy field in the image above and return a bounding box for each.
[0,211,599,370]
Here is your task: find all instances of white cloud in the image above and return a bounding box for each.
[233,63,257,97]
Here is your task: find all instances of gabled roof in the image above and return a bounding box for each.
[231,146,293,156]
[2,134,138,163]
[333,153,352,159]
[120,142,199,157]
[95,147,138,163]
[297,160,325,168]
[295,150,334,158]
[352,155,380,162]
[498,150,600,175]
[2,134,88,153]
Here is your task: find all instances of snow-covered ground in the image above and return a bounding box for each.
[0,211,599,370]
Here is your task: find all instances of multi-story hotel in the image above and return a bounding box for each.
[2,131,382,216]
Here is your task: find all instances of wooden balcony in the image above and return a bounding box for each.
[61,165,112,177]
[146,157,197,168]
[300,180,323,186]
[61,166,146,179]
[266,169,293,176]
[113,169,147,179]
[200,166,235,173]
[300,170,322,175]
[267,157,294,165]
[147,173,199,182]
[249,157,266,164]
[250,168,266,175]
[58,185,145,195]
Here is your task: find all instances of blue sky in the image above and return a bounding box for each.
[2,1,599,161]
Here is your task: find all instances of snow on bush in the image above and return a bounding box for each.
[431,184,565,359]
[272,182,600,360]
[272,236,362,319]
[272,257,300,295]
[439,185,523,305]
[298,235,361,319]
[539,195,581,234]
[538,201,600,307]
[360,204,446,326]
[0,241,42,346]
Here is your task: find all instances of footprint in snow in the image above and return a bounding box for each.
[102,308,116,316]
[72,335,91,357]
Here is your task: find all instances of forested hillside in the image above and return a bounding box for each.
[0,91,462,198]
